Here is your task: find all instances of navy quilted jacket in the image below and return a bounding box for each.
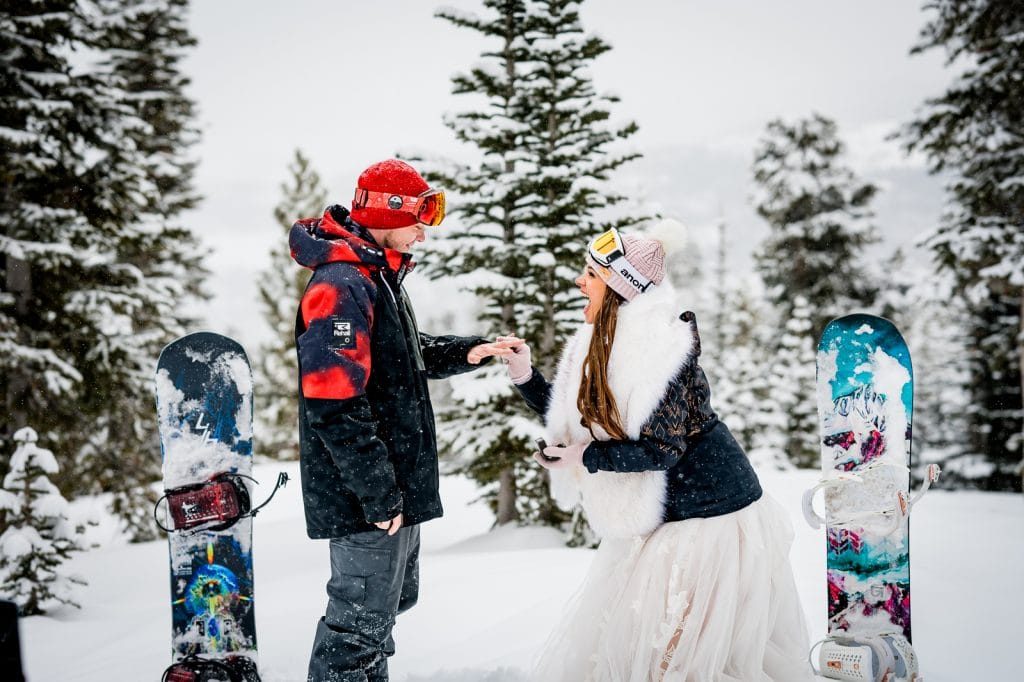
[516,350,763,521]
[292,205,488,539]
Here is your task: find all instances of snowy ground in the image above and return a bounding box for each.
[20,463,1020,681]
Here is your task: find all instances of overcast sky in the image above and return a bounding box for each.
[181,0,952,349]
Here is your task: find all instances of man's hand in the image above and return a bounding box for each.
[374,513,404,536]
[467,338,518,365]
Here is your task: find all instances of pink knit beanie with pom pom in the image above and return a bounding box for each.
[585,220,686,301]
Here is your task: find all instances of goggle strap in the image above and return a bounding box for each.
[610,255,655,293]
[352,188,445,226]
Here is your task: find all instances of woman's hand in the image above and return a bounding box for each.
[497,334,532,384]
[533,441,588,470]
[467,338,517,365]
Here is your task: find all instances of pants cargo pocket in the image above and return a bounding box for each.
[326,539,392,623]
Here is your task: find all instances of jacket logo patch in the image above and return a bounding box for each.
[331,319,355,350]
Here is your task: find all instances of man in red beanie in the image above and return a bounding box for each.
[290,159,513,681]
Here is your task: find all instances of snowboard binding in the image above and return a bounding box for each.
[154,471,289,534]
[162,653,261,682]
[802,463,941,534]
[811,632,920,682]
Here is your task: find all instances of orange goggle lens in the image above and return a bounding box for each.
[353,188,446,227]
[416,188,445,227]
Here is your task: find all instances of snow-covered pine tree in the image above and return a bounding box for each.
[701,219,779,467]
[901,0,1023,491]
[878,258,973,485]
[425,0,644,528]
[256,149,326,461]
[71,0,207,540]
[0,428,87,616]
[707,216,729,359]
[751,114,880,336]
[0,1,205,539]
[755,295,817,468]
[750,115,880,468]
[708,278,786,469]
[0,0,91,477]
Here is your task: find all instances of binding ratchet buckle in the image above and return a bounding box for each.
[154,471,289,534]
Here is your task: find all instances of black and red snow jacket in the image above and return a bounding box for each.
[291,205,488,539]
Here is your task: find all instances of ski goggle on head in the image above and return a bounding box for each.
[588,227,627,267]
[352,187,446,226]
[587,227,655,294]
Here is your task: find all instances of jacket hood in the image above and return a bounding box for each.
[290,205,413,274]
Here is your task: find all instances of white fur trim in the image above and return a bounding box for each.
[545,282,698,538]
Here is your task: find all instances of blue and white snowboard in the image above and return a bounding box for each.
[155,332,258,667]
[815,314,914,642]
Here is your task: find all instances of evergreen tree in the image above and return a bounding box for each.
[755,296,818,468]
[0,428,87,615]
[256,149,326,461]
[707,216,729,358]
[0,1,205,539]
[701,220,779,467]
[901,0,1023,491]
[664,232,704,313]
[81,0,205,540]
[752,114,880,336]
[881,263,974,485]
[708,279,784,469]
[1,0,90,474]
[424,0,645,528]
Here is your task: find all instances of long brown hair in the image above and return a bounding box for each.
[577,287,628,440]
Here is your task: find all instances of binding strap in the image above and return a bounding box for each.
[802,463,941,535]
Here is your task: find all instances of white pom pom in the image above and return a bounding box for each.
[643,218,688,256]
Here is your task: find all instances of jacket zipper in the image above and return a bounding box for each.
[378,272,426,372]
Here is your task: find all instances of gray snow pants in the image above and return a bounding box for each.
[307,525,421,682]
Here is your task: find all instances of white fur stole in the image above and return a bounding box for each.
[544,282,698,538]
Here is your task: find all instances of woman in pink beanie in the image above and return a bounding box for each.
[503,220,813,681]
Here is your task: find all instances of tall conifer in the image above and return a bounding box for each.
[424,0,644,528]
[0,1,205,538]
[752,114,879,336]
[256,150,326,461]
[901,0,1023,490]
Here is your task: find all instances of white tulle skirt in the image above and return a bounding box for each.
[532,495,815,682]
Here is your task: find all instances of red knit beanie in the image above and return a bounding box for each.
[350,159,430,229]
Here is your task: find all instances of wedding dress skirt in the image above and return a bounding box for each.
[532,495,815,682]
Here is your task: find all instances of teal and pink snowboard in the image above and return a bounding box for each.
[815,314,914,642]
